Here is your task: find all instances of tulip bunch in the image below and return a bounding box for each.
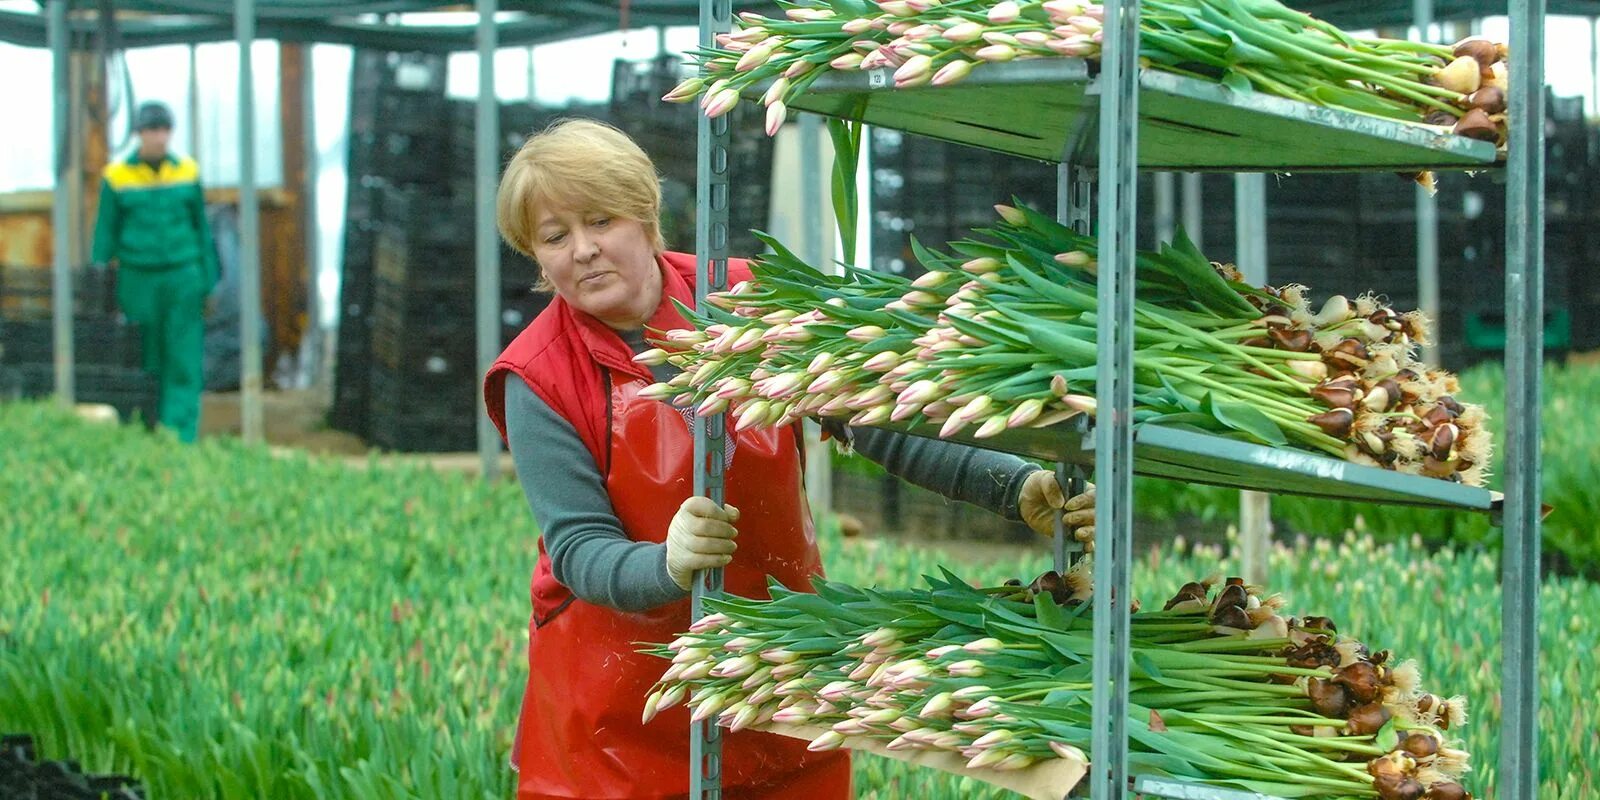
[664,0,1512,144]
[644,567,1475,799]
[638,203,1490,485]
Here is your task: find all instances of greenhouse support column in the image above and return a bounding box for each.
[1056,159,1091,574]
[1415,0,1441,368]
[1234,173,1270,586]
[1090,0,1139,796]
[1181,172,1203,251]
[1500,1,1545,799]
[237,0,264,442]
[800,113,832,516]
[50,0,74,406]
[1153,172,1175,244]
[476,0,502,481]
[692,2,732,796]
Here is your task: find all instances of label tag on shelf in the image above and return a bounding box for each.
[867,69,889,89]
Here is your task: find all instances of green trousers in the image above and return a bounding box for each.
[116,262,208,442]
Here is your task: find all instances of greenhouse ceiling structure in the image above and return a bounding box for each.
[0,1,780,51]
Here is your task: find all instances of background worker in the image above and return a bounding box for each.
[91,100,218,442]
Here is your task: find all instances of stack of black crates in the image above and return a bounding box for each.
[332,52,552,452]
[0,266,157,425]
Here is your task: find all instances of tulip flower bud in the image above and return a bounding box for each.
[1015,31,1052,48]
[975,43,1018,62]
[831,52,866,70]
[807,730,847,751]
[993,204,1028,225]
[704,88,741,118]
[662,77,705,103]
[988,1,1021,23]
[942,21,985,43]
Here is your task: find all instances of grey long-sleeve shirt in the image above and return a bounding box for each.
[504,330,1041,612]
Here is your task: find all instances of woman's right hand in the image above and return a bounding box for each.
[665,496,741,591]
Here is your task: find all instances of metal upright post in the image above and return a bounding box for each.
[1500,1,1545,799]
[476,0,502,480]
[800,113,832,517]
[237,0,263,442]
[1091,0,1140,796]
[1415,0,1441,368]
[50,0,74,407]
[1181,172,1203,251]
[1234,173,1270,586]
[1153,172,1175,244]
[691,3,732,796]
[1055,159,1092,574]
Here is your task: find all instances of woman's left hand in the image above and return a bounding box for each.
[1018,470,1095,549]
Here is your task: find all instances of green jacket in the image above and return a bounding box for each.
[91,151,219,283]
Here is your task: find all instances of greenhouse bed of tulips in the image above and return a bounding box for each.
[1,402,1596,799]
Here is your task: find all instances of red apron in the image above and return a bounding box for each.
[510,374,852,799]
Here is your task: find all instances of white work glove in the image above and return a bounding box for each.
[1018,470,1096,552]
[665,496,741,591]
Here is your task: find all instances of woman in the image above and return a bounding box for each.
[483,119,1094,800]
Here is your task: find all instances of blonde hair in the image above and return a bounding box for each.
[497,118,666,291]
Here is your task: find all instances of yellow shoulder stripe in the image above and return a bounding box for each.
[104,157,201,191]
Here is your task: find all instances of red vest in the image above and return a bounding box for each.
[484,252,850,799]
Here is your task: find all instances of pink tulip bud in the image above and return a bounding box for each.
[939,413,972,438]
[841,16,874,35]
[832,718,871,735]
[704,88,741,118]
[946,658,987,677]
[906,0,942,10]
[1006,398,1047,428]
[637,382,678,401]
[954,394,994,422]
[1062,394,1097,414]
[807,731,847,751]
[761,77,791,106]
[735,42,778,72]
[847,325,888,342]
[931,59,975,86]
[925,644,961,659]
[831,51,866,70]
[1015,31,1052,48]
[772,705,811,725]
[941,21,985,43]
[988,0,1021,23]
[887,20,916,35]
[862,351,902,372]
[761,648,800,664]
[662,77,705,103]
[850,405,893,427]
[783,58,816,79]
[689,612,729,633]
[764,100,788,136]
[994,204,1028,225]
[658,683,688,711]
[695,395,729,416]
[1066,15,1102,34]
[966,748,1007,769]
[975,43,1018,62]
[878,0,916,17]
[1044,0,1086,22]
[896,379,941,406]
[893,54,933,87]
[1084,4,1105,21]
[1050,740,1083,759]
[971,414,1008,439]
[961,257,1002,274]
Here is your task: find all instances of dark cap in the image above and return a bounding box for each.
[134,101,174,131]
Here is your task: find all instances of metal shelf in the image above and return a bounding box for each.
[884,416,1498,513]
[767,59,1499,172]
[1133,776,1289,800]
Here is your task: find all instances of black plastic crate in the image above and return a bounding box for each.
[351,89,450,137]
[371,316,475,377]
[348,130,454,187]
[0,364,157,428]
[0,318,144,369]
[352,50,448,96]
